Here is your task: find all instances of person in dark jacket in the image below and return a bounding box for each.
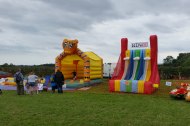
[0,89,2,95]
[14,68,24,95]
[54,70,64,93]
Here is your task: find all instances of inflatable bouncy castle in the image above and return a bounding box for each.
[109,35,160,94]
[55,39,103,88]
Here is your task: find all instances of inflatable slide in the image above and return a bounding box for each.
[109,35,160,94]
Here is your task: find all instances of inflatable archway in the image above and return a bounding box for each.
[55,39,103,88]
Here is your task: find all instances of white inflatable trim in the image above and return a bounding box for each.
[144,57,151,60]
[133,57,140,60]
[123,57,130,60]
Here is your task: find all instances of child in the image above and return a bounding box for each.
[37,78,44,93]
[72,71,77,80]
[50,73,57,93]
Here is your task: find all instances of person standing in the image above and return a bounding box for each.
[50,73,57,93]
[27,72,38,95]
[54,70,64,93]
[14,69,24,95]
[0,88,2,95]
[37,77,45,93]
[72,70,77,80]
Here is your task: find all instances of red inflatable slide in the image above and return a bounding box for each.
[109,35,160,94]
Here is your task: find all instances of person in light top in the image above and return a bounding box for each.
[27,72,38,95]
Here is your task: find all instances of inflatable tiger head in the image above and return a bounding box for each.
[63,39,78,54]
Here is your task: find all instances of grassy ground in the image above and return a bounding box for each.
[1,79,190,126]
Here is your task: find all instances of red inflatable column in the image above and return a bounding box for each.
[144,35,160,94]
[117,38,128,79]
[149,35,160,84]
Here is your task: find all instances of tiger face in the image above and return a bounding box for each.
[63,39,78,54]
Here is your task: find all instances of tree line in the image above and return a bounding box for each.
[159,53,190,79]
[1,52,190,79]
[0,63,55,77]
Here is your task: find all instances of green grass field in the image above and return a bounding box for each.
[1,79,190,126]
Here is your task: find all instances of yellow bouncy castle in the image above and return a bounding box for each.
[55,39,103,88]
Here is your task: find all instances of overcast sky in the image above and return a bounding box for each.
[0,0,190,65]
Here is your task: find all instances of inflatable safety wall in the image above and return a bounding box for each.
[109,35,160,94]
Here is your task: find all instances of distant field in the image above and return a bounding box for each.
[0,79,190,126]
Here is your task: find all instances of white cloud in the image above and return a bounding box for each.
[0,0,190,65]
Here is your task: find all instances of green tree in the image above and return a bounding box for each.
[163,56,174,65]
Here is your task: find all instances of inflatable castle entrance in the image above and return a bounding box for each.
[109,35,160,94]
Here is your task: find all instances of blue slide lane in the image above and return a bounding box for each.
[137,50,145,80]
